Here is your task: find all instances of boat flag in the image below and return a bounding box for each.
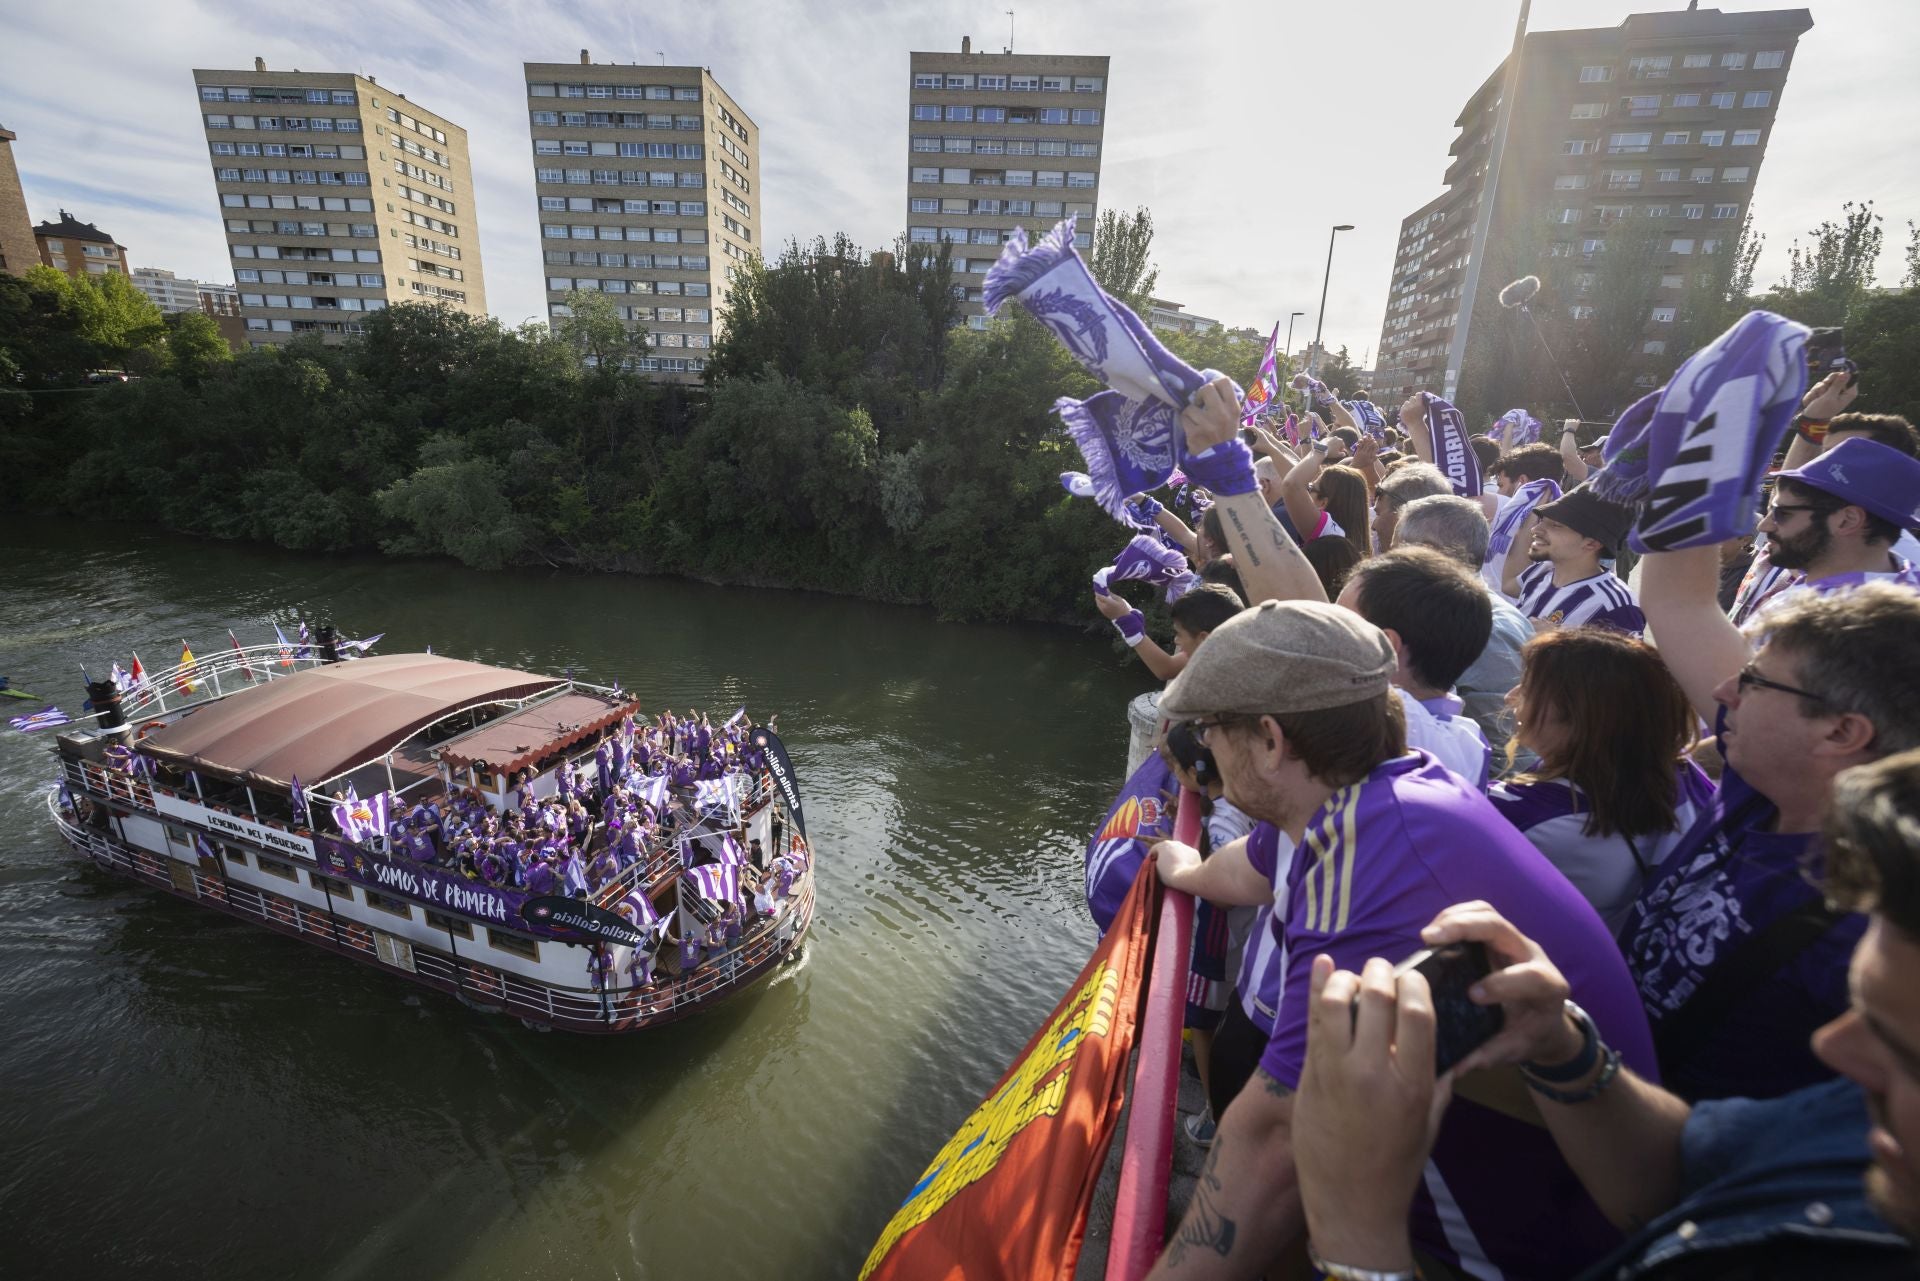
[685,861,740,906]
[562,852,590,896]
[109,663,131,694]
[638,774,669,811]
[9,706,72,733]
[724,705,747,729]
[129,651,148,692]
[1240,321,1282,427]
[273,624,294,667]
[339,632,385,657]
[715,833,745,866]
[177,642,199,694]
[297,620,313,659]
[332,788,390,845]
[290,775,307,823]
[228,629,257,681]
[615,888,659,929]
[859,859,1161,1281]
[693,776,739,822]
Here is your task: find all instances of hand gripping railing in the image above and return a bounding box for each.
[1105,787,1199,1281]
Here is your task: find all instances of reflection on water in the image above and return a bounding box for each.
[0,517,1151,1280]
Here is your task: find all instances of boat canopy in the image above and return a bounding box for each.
[136,654,565,789]
[436,693,639,777]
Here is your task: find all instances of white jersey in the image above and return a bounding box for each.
[1514,562,1646,634]
[1396,689,1491,791]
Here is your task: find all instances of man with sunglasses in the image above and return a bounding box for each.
[1634,524,1920,1106]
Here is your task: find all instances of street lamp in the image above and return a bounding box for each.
[1284,310,1305,368]
[1310,224,1355,376]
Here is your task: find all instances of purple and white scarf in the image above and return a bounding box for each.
[1289,372,1338,411]
[1484,478,1561,572]
[1417,392,1481,498]
[1593,310,1809,553]
[1346,400,1389,441]
[1498,408,1542,446]
[986,216,1227,521]
[1094,533,1197,602]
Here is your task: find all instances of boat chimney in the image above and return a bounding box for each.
[254,56,266,73]
[962,35,971,54]
[581,48,592,64]
[317,624,342,664]
[86,678,129,733]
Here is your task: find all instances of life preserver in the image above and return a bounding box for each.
[138,721,165,739]
[342,921,374,952]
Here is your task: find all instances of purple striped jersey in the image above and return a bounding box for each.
[1743,557,1919,623]
[1259,751,1658,1280]
[1515,561,1646,634]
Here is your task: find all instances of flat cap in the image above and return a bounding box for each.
[1159,599,1395,718]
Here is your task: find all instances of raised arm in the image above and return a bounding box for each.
[1559,420,1590,483]
[1638,543,1749,722]
[1279,445,1329,543]
[1153,835,1272,907]
[1182,378,1328,605]
[1154,505,1200,557]
[1499,515,1534,599]
[1780,370,1861,471]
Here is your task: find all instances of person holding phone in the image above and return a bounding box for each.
[1144,583,1654,1281]
[1292,745,1920,1280]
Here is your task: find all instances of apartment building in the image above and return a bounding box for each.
[1372,7,1811,403]
[907,39,1110,325]
[192,59,488,347]
[131,267,216,313]
[524,52,759,382]
[0,125,37,276]
[33,210,128,280]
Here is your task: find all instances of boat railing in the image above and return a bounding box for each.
[114,643,328,722]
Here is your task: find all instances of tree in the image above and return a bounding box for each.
[1847,289,1920,428]
[1160,324,1277,392]
[164,310,231,382]
[1315,345,1364,398]
[1761,200,1884,327]
[375,434,530,569]
[1089,207,1158,315]
[1906,220,1920,290]
[23,265,167,373]
[1564,215,1670,416]
[559,287,648,372]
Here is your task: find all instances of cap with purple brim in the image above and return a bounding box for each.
[1777,436,1920,531]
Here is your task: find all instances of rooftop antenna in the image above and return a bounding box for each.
[657,51,666,66]
[1005,10,1015,53]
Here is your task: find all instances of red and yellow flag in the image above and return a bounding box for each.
[176,642,199,694]
[860,860,1161,1281]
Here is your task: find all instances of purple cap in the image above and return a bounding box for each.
[1779,437,1920,531]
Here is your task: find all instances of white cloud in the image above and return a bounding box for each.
[5,0,1914,371]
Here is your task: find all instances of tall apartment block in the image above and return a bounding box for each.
[524,52,759,382]
[0,125,38,276]
[907,39,1109,326]
[1371,7,1811,403]
[192,60,488,347]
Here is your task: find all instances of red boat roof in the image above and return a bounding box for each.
[137,654,568,788]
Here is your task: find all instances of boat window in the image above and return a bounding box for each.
[365,890,413,919]
[257,857,298,881]
[487,929,540,961]
[310,872,354,899]
[226,848,249,866]
[425,910,474,940]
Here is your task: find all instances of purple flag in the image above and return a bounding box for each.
[1498,408,1542,446]
[1083,754,1178,934]
[616,888,659,929]
[693,776,738,821]
[984,216,1232,521]
[1593,310,1810,553]
[638,774,669,811]
[332,789,391,845]
[716,833,746,866]
[562,853,589,895]
[290,774,307,821]
[1240,323,1281,426]
[686,862,741,906]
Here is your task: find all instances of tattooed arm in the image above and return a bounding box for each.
[1146,1069,1304,1280]
[1181,377,1328,606]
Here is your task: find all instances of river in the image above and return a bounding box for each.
[0,517,1153,1281]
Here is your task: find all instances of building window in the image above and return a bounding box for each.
[1691,167,1715,182]
[912,73,941,89]
[1571,102,1606,119]
[1721,166,1750,183]
[1731,129,1762,146]
[941,167,970,184]
[1609,132,1652,153]
[1038,108,1069,125]
[1742,91,1772,108]
[1652,306,1677,323]
[908,227,937,243]
[1560,139,1595,155]
[1626,95,1661,117]
[911,104,941,121]
[1553,174,1589,190]
[1554,208,1582,224]
[1682,53,1712,69]
[1629,56,1672,78]
[909,197,938,213]
[1069,142,1099,157]
[911,166,939,184]
[1709,91,1736,109]
[423,910,473,939]
[1720,52,1747,69]
[1702,130,1726,147]
[1656,168,1681,182]
[1579,65,1613,83]
[1682,204,1704,219]
[1755,50,1785,69]
[979,74,1007,90]
[257,857,298,881]
[1671,238,1695,255]
[487,929,540,960]
[1071,109,1101,125]
[1713,203,1740,219]
[945,105,973,121]
[1643,339,1668,355]
[1661,131,1689,146]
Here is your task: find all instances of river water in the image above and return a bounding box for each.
[0,517,1153,1281]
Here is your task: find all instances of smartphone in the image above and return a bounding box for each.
[1241,426,1261,446]
[1806,327,1856,385]
[1355,942,1504,1075]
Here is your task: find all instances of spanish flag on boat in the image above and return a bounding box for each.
[176,642,198,694]
[859,861,1160,1281]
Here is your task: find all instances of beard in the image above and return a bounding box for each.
[1767,520,1832,570]
[1527,542,1551,562]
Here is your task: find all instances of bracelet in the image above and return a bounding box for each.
[1522,1002,1598,1083]
[1307,1245,1419,1281]
[1796,415,1830,443]
[1523,1043,1622,1105]
[1182,439,1259,497]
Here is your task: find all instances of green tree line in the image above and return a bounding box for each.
[2,212,1271,624]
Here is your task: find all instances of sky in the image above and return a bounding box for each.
[5,0,1916,365]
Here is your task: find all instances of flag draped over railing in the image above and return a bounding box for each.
[859,860,1162,1281]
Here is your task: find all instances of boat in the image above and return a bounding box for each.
[41,640,814,1034]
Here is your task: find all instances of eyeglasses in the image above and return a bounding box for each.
[1188,715,1255,746]
[1735,663,1826,704]
[1763,503,1820,523]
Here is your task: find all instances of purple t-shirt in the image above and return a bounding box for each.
[1618,743,1866,1103]
[1260,752,1657,1280]
[1238,821,1289,1034]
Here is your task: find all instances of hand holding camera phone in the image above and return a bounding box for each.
[1353,941,1505,1076]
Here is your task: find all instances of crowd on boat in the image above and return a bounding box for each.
[1031,280,1920,1276]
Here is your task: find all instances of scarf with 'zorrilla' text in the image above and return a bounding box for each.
[1417,392,1481,498]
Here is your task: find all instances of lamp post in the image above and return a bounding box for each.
[1310,224,1355,376]
[1284,310,1304,370]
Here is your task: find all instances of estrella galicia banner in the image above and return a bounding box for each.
[750,727,806,840]
[521,895,646,948]
[858,859,1160,1281]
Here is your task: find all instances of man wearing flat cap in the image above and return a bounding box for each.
[1501,482,1646,635]
[1142,585,1656,1281]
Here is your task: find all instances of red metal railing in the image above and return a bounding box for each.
[1106,788,1200,1281]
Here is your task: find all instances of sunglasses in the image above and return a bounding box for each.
[1735,663,1826,704]
[1763,503,1821,522]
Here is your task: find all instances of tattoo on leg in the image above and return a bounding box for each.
[1163,1131,1237,1268]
